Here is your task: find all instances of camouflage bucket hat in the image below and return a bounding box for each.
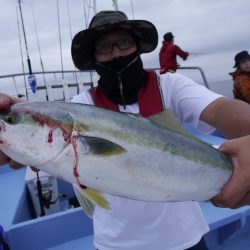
[71,10,158,70]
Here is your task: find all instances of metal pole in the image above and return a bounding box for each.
[56,0,64,79]
[112,0,119,10]
[16,6,28,99]
[18,0,32,75]
[93,0,97,14]
[31,3,48,100]
[130,0,135,19]
[66,0,73,40]
[83,0,88,28]
[66,0,78,87]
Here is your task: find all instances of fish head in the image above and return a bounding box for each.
[0,106,74,167]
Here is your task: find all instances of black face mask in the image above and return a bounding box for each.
[95,50,147,106]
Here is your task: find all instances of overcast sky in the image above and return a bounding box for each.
[0,0,250,91]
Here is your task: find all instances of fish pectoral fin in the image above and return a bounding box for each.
[79,135,126,156]
[73,184,111,218]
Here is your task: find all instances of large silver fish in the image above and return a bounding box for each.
[0,102,232,217]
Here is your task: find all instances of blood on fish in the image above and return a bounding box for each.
[71,136,87,189]
[63,131,69,141]
[0,122,6,132]
[12,108,87,188]
[13,109,73,141]
[48,131,53,143]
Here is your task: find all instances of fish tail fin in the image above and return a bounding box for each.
[73,184,111,218]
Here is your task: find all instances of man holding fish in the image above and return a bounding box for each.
[1,10,250,250]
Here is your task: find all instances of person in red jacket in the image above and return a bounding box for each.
[159,32,189,74]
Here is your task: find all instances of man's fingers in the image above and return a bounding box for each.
[212,170,250,208]
[0,152,24,169]
[219,136,250,155]
[30,166,40,172]
[218,139,238,155]
[0,153,10,165]
[213,192,250,209]
[0,93,24,169]
[232,192,250,209]
[8,160,24,169]
[0,93,22,110]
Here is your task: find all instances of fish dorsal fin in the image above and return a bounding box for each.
[79,135,126,156]
[73,184,111,218]
[148,109,205,143]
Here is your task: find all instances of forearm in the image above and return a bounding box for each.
[175,45,189,60]
[200,97,250,139]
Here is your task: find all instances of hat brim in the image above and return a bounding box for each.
[71,20,158,70]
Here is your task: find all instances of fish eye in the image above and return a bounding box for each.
[4,113,19,124]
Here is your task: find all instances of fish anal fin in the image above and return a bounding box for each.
[73,184,111,218]
[83,187,111,210]
[73,184,95,218]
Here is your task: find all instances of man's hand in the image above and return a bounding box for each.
[211,135,250,208]
[0,93,24,169]
[0,92,21,110]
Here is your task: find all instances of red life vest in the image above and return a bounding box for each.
[89,71,164,118]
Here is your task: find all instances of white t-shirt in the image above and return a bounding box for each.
[72,72,222,250]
